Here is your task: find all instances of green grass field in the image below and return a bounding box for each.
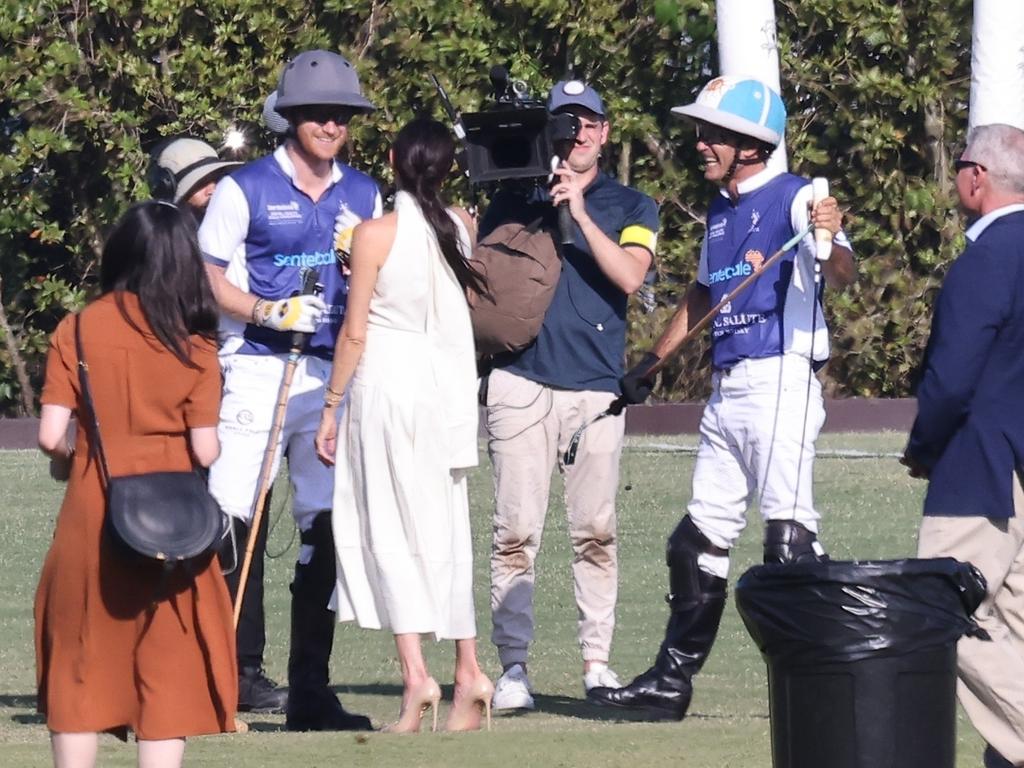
[0,433,987,766]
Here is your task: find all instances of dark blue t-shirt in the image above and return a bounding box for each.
[481,172,659,393]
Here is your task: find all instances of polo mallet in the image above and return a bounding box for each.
[232,268,321,629]
[645,221,814,382]
[562,219,816,467]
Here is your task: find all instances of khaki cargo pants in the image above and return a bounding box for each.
[486,368,625,667]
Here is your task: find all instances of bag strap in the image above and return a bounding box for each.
[74,314,112,487]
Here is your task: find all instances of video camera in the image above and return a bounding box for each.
[458,66,580,185]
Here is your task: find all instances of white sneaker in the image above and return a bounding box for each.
[491,663,535,710]
[583,663,622,693]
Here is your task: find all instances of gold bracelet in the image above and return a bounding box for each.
[251,298,266,325]
[324,389,343,408]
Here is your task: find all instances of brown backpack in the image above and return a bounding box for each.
[467,217,562,356]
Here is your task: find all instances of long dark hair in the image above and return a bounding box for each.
[100,201,219,365]
[391,117,486,295]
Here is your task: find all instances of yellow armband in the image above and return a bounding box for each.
[620,225,657,253]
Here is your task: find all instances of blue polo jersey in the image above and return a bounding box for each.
[484,172,659,393]
[206,152,380,360]
[701,172,813,370]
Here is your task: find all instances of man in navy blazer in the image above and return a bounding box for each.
[903,123,1024,768]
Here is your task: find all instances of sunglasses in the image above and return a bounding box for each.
[295,106,356,126]
[954,158,987,173]
[695,123,739,146]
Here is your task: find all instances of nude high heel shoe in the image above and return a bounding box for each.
[445,675,495,732]
[385,677,442,733]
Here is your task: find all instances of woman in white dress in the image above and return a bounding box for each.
[315,118,492,733]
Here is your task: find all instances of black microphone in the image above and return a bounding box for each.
[290,267,322,350]
[489,66,510,102]
[557,199,574,246]
[549,114,581,246]
[552,150,574,245]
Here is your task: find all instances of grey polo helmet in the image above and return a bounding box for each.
[274,50,375,113]
[262,91,289,135]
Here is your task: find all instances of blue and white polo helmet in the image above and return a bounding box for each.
[671,75,786,147]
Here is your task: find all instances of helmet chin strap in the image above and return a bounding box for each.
[722,152,742,185]
[722,151,766,193]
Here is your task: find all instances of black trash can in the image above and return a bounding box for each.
[735,558,986,768]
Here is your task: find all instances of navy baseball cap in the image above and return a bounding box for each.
[547,80,606,118]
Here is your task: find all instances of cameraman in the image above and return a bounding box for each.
[483,80,659,710]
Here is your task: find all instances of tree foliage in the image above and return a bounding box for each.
[0,0,974,414]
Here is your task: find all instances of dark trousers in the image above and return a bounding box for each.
[288,511,337,695]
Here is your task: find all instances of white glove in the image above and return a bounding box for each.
[253,295,327,333]
[334,206,363,273]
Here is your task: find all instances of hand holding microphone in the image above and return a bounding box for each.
[551,159,583,245]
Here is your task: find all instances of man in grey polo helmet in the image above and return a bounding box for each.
[200,49,382,731]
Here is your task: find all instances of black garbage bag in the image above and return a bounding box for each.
[736,557,987,665]
[735,558,987,768]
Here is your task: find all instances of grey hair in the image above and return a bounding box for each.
[965,123,1024,195]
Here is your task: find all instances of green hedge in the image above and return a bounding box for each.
[0,0,972,414]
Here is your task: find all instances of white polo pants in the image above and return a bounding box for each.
[687,354,825,577]
[208,353,339,533]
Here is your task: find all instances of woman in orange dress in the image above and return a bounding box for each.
[35,201,237,768]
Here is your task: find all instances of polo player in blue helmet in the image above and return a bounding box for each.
[589,75,857,720]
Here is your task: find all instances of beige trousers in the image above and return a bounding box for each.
[918,474,1024,766]
[486,368,625,667]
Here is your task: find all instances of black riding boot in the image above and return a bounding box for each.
[588,516,727,720]
[762,519,828,564]
[284,512,372,731]
[218,509,289,714]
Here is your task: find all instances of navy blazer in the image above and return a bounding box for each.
[907,210,1024,519]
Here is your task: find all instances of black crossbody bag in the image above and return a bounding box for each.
[75,315,226,567]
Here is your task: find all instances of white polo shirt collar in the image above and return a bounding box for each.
[965,203,1024,242]
[274,145,343,185]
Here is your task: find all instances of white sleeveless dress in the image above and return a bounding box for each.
[330,190,479,640]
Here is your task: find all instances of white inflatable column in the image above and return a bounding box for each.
[970,0,1024,130]
[716,0,787,172]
